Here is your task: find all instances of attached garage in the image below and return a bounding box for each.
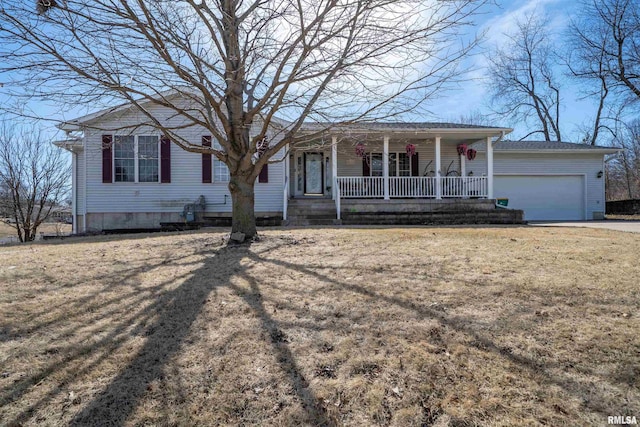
[494,175,585,221]
[470,141,620,221]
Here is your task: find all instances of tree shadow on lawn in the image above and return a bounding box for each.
[243,249,638,420]
[3,237,334,427]
[3,234,636,425]
[67,239,333,426]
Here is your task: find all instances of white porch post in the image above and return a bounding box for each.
[435,136,442,199]
[331,136,338,200]
[383,135,390,200]
[486,136,494,199]
[460,152,466,177]
[71,150,77,234]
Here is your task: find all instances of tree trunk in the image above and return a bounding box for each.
[228,174,257,238]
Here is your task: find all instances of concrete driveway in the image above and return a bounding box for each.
[529,220,640,233]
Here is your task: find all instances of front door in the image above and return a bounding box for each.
[304,152,324,195]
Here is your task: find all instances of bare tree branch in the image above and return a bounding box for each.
[0,0,490,236]
[486,13,562,141]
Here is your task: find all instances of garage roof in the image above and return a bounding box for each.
[473,140,620,154]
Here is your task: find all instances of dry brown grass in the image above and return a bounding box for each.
[607,214,640,221]
[0,226,638,426]
[0,222,71,240]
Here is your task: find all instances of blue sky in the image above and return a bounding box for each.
[1,0,600,143]
[436,0,594,141]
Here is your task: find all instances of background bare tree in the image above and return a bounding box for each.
[486,13,562,141]
[575,0,640,102]
[605,119,640,200]
[565,0,640,147]
[0,120,69,242]
[565,20,612,146]
[566,0,640,198]
[0,0,489,238]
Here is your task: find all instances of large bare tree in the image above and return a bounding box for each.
[486,13,562,141]
[0,0,488,238]
[0,120,69,242]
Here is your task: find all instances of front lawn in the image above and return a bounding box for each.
[0,227,638,426]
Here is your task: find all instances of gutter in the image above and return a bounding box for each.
[489,149,622,154]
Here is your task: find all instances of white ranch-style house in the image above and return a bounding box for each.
[55,98,619,232]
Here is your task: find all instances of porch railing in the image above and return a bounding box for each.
[336,176,487,199]
[336,176,385,198]
[389,177,435,198]
[440,176,488,198]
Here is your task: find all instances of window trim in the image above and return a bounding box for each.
[112,134,160,183]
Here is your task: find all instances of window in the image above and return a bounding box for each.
[396,152,411,176]
[370,153,383,176]
[367,152,412,177]
[114,136,135,182]
[138,136,159,182]
[212,140,230,182]
[113,135,159,183]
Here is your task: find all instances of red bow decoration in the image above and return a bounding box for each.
[466,148,477,161]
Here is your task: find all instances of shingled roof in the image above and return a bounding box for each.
[472,140,620,153]
[301,122,506,131]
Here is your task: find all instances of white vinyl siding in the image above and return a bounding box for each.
[80,99,285,218]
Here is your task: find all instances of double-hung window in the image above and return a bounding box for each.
[212,140,230,182]
[113,135,159,183]
[389,152,411,176]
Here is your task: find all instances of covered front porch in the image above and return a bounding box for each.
[331,134,497,200]
[284,124,507,221]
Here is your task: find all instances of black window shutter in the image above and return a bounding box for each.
[362,154,370,176]
[258,164,269,183]
[411,152,419,177]
[102,135,113,183]
[202,136,212,183]
[160,135,171,183]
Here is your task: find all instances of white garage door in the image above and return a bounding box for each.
[494,175,585,221]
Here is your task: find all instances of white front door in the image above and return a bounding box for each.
[305,153,324,195]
